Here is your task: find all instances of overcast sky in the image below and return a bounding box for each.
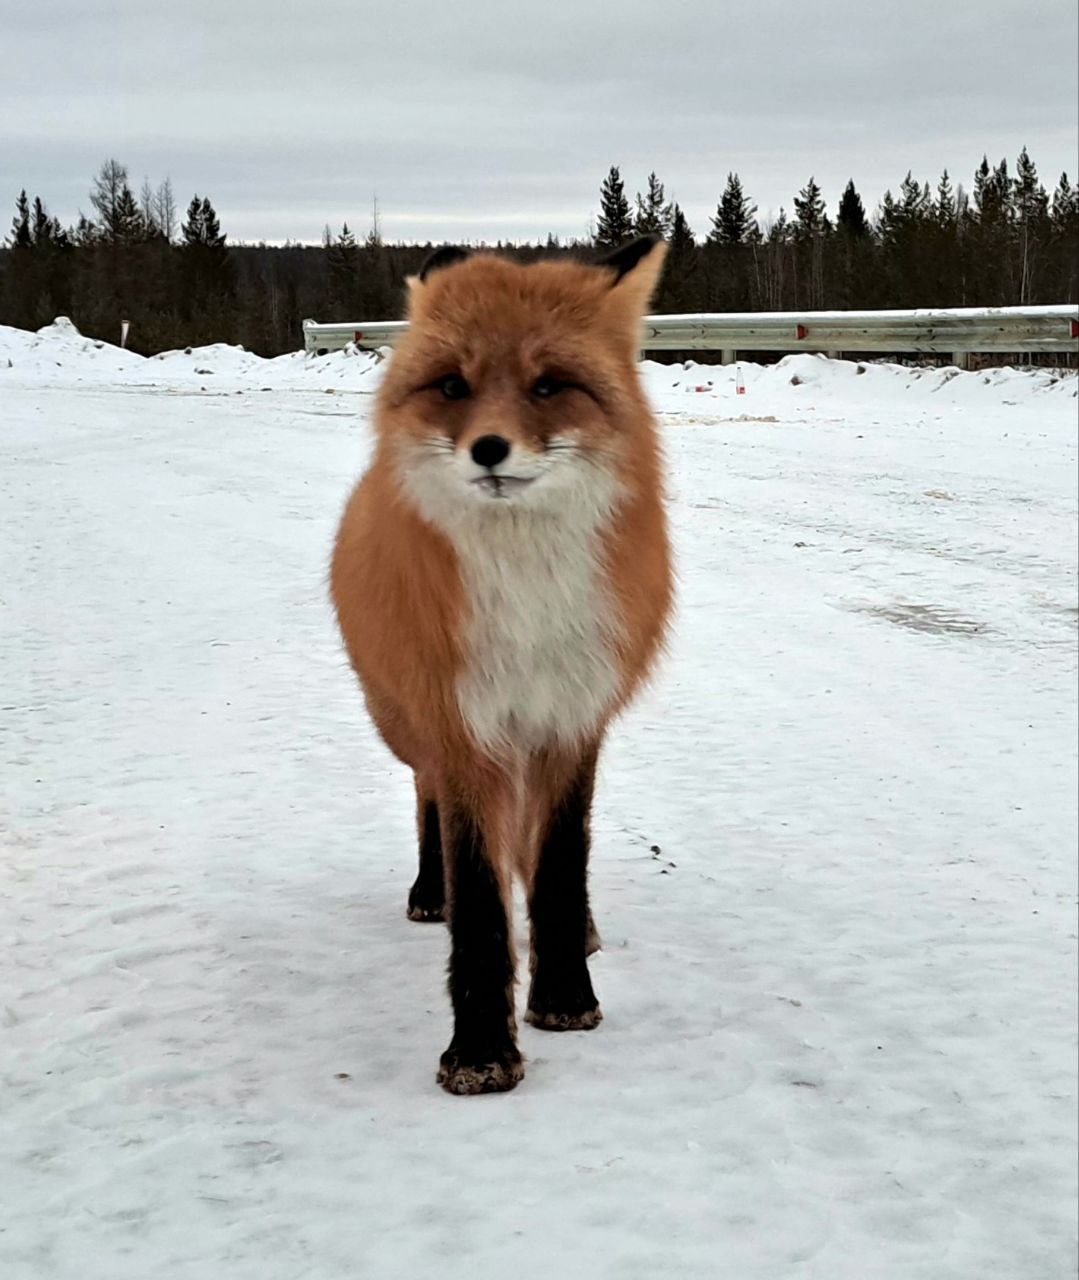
[2,0,1076,245]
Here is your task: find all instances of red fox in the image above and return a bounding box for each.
[330,236,673,1094]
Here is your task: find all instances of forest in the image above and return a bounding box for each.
[1,152,1076,358]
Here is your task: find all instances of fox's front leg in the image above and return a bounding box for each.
[526,746,603,1032]
[436,785,523,1095]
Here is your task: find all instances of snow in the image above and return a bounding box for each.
[2,320,1077,1279]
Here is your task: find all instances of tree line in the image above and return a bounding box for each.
[1,152,1076,358]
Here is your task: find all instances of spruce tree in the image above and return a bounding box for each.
[199,196,226,250]
[793,177,828,238]
[658,203,699,311]
[792,178,829,308]
[633,172,673,238]
[183,195,206,246]
[934,171,957,228]
[326,223,360,314]
[90,159,145,244]
[1013,147,1049,303]
[1052,171,1078,222]
[1013,147,1048,228]
[970,156,1016,304]
[10,190,32,249]
[114,184,146,245]
[180,193,235,333]
[595,166,633,249]
[836,180,869,237]
[708,172,757,245]
[1049,173,1078,302]
[31,197,67,247]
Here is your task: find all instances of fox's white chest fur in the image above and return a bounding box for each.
[454,508,620,753]
[403,450,624,753]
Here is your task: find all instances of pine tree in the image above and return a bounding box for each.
[969,156,1016,304]
[708,172,757,245]
[972,156,992,216]
[792,178,829,307]
[657,203,699,312]
[1052,171,1078,223]
[794,177,829,238]
[1013,147,1048,226]
[934,171,957,228]
[72,213,97,247]
[836,180,869,238]
[199,196,225,249]
[633,172,673,238]
[1050,172,1079,302]
[326,223,360,314]
[114,184,146,245]
[31,196,66,247]
[183,196,206,246]
[10,190,32,249]
[899,172,931,226]
[595,166,633,249]
[928,171,964,305]
[974,156,1013,224]
[1013,147,1049,303]
[180,193,235,332]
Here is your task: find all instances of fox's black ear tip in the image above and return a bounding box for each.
[598,234,664,283]
[418,245,471,282]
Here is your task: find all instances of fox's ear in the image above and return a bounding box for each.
[598,235,667,316]
[407,245,471,314]
[416,245,470,283]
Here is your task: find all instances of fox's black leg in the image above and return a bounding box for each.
[436,796,522,1095]
[526,748,602,1032]
[407,781,446,922]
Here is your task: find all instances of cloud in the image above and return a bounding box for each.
[2,0,1076,243]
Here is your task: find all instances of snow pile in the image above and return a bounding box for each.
[0,317,386,391]
[644,352,1078,412]
[1,319,1075,409]
[0,315,146,382]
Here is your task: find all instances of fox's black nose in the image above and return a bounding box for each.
[470,435,510,469]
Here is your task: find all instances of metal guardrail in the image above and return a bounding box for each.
[303,305,1079,366]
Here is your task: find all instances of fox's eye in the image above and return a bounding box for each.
[531,375,569,399]
[434,373,471,401]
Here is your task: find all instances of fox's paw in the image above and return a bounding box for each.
[525,1005,602,1032]
[526,974,602,1032]
[407,878,446,923]
[437,1043,524,1095]
[406,902,446,923]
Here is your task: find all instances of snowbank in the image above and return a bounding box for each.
[1,319,1074,409]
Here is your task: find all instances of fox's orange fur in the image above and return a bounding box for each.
[331,239,672,1093]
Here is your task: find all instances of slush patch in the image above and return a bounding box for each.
[854,603,988,636]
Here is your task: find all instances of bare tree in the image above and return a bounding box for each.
[139,179,157,235]
[153,178,178,242]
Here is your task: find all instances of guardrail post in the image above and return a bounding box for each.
[952,351,971,371]
[720,349,736,366]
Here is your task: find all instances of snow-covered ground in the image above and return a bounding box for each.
[2,321,1077,1279]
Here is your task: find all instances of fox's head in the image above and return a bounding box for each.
[375,237,667,527]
